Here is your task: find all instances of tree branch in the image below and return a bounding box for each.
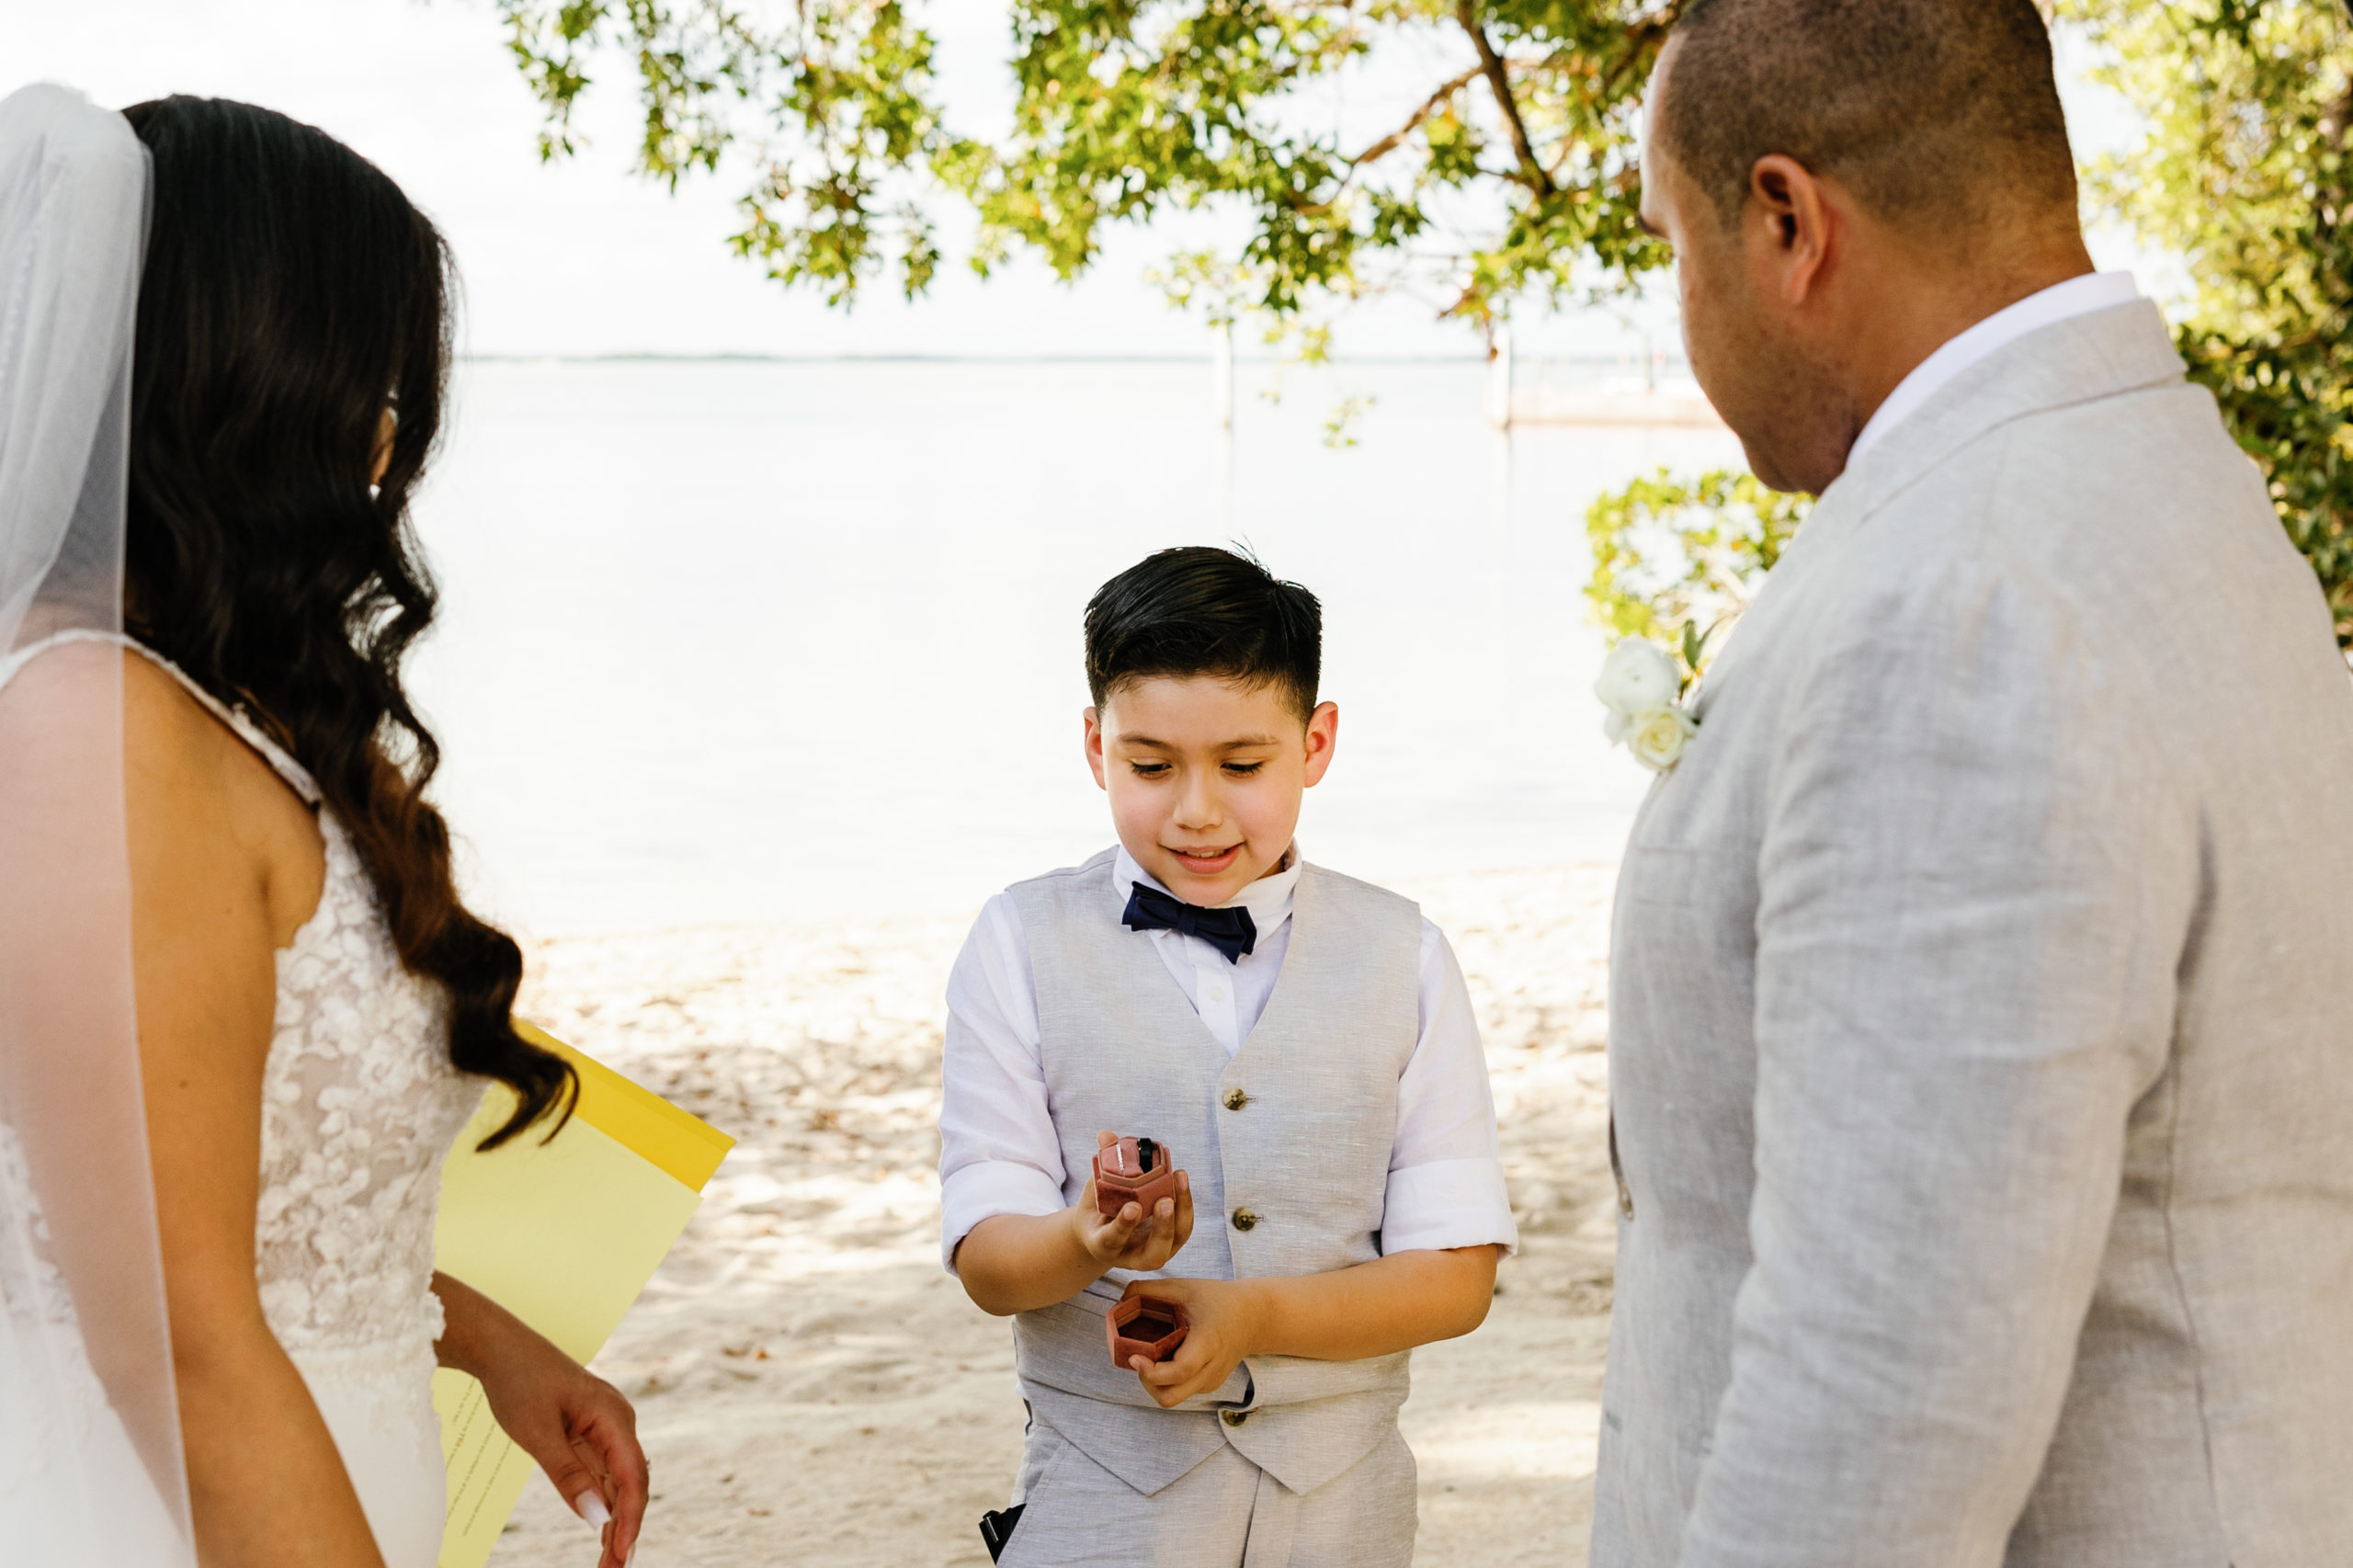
[1458,2,1554,197]
[1348,65,1483,167]
[1591,5,1686,110]
[1536,5,1684,187]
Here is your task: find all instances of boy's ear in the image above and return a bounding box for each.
[1083,705,1109,791]
[1302,701,1339,788]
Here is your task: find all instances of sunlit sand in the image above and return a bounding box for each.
[490,862,1619,1567]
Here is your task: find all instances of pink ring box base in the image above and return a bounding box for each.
[1108,1295,1189,1369]
[1093,1135,1177,1222]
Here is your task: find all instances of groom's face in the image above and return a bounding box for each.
[1641,40,1854,495]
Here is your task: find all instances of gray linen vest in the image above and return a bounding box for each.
[1006,848,1424,1498]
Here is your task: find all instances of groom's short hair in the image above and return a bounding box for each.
[1657,0,2078,239]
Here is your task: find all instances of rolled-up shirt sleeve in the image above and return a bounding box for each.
[1378,920,1518,1257]
[938,893,1069,1274]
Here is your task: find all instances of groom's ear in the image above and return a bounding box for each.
[1746,153,1837,305]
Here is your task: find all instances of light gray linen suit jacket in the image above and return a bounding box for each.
[1592,300,2353,1568]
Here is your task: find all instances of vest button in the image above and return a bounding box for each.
[1220,1408,1250,1427]
[1222,1087,1249,1111]
[1231,1207,1259,1232]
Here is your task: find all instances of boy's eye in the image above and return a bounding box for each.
[1222,761,1266,777]
[1129,760,1171,778]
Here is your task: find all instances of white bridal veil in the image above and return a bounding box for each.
[0,83,195,1562]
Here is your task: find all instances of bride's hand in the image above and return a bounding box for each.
[433,1272,649,1567]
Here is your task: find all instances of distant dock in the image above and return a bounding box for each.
[1485,336,1726,429]
[1507,382,1725,428]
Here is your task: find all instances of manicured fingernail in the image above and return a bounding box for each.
[574,1492,612,1528]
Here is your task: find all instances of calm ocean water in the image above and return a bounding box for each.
[404,358,1744,937]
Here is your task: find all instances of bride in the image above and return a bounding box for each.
[0,86,647,1565]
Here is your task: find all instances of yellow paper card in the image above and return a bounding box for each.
[433,1023,732,1568]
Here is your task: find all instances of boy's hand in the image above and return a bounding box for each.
[951,1131,1203,1316]
[1072,1129,1194,1273]
[1115,1247,1505,1407]
[1118,1277,1267,1409]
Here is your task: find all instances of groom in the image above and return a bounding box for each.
[1599,2,2353,1565]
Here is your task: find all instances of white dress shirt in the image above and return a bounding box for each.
[938,846,1518,1273]
[1849,270,2143,463]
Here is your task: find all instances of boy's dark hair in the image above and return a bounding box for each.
[1084,547,1323,723]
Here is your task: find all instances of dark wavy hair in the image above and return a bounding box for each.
[120,96,573,1148]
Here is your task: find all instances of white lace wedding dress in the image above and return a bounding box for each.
[91,632,482,1567]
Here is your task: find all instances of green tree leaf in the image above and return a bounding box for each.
[486,2,2350,645]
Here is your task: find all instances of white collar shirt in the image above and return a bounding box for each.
[1848,270,2144,465]
[1111,843,1302,1057]
[938,846,1518,1274]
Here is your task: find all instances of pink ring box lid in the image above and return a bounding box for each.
[1107,1294,1190,1369]
[1093,1135,1177,1221]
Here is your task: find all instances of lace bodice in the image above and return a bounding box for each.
[118,639,483,1362]
[256,804,480,1359]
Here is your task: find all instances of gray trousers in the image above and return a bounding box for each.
[998,1414,1417,1568]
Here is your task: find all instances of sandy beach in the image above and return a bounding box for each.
[489,862,1620,1567]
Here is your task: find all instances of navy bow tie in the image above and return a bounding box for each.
[1122,882,1257,964]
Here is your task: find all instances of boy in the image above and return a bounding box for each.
[939,546,1517,1566]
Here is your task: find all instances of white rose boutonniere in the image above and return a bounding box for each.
[1628,704,1699,770]
[1594,639,1680,718]
[1596,636,1701,773]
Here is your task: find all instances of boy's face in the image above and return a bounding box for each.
[1085,675,1338,906]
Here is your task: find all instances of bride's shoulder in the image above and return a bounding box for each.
[119,640,210,733]
[119,646,324,936]
[121,644,252,794]
[0,637,199,765]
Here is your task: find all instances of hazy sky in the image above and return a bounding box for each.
[18,3,2145,360]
